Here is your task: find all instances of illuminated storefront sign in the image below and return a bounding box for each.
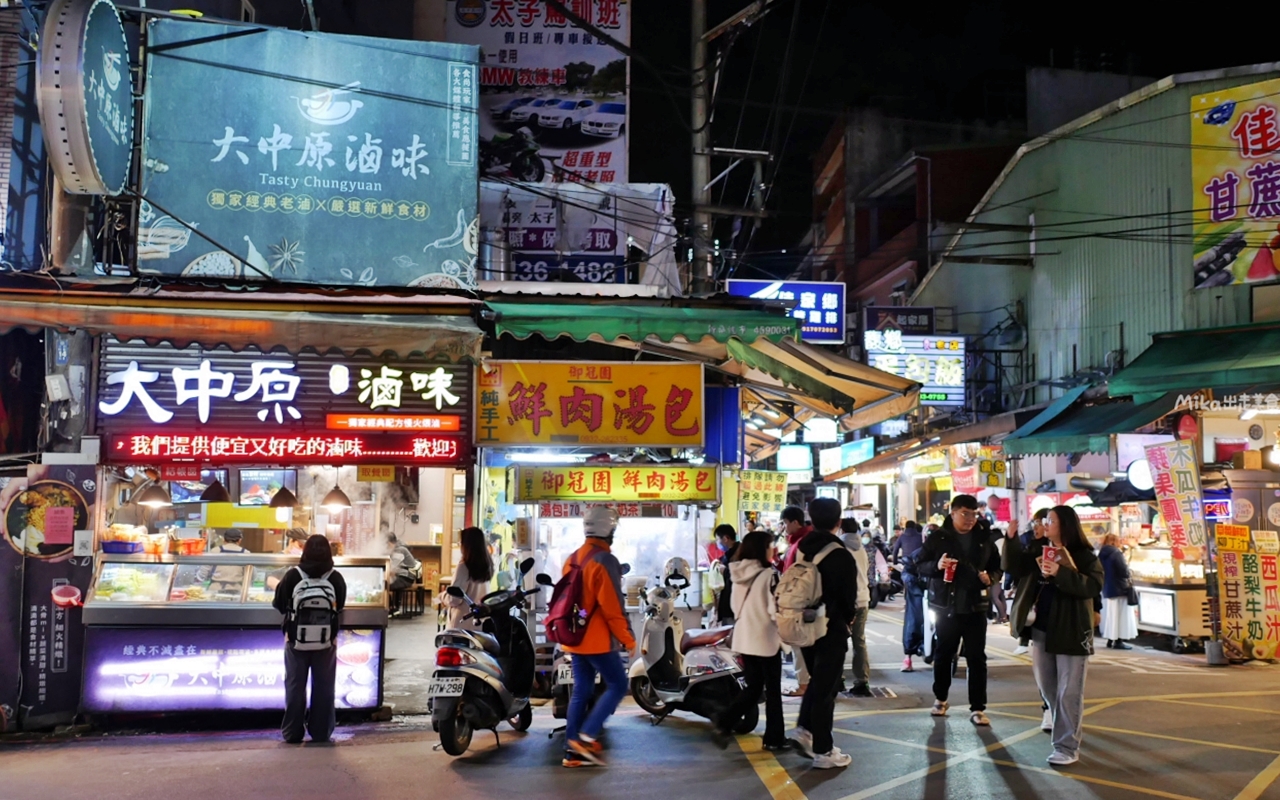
[863,332,965,407]
[537,502,678,519]
[477,361,703,447]
[513,465,718,503]
[106,432,464,465]
[726,279,846,344]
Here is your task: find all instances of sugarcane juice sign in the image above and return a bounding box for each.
[1145,440,1207,561]
[1215,524,1280,661]
[513,465,718,503]
[476,361,703,447]
[140,18,479,288]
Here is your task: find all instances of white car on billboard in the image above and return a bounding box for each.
[508,97,560,126]
[581,102,625,138]
[538,98,597,130]
[490,96,540,121]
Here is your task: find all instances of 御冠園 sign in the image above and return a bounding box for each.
[513,465,718,503]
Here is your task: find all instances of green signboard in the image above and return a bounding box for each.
[139,20,479,288]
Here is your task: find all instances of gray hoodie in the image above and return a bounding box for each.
[729,560,781,657]
[840,532,872,610]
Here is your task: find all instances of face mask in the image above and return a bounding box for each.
[862,535,871,545]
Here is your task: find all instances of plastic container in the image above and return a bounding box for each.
[101,541,144,554]
[173,538,206,555]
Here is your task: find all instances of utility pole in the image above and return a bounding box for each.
[690,0,712,296]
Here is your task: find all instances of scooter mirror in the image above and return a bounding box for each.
[519,557,536,574]
[620,563,631,576]
[535,573,554,586]
[446,586,465,598]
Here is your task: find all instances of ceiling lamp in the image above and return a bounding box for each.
[269,487,298,508]
[199,479,231,504]
[321,487,351,513]
[136,484,173,509]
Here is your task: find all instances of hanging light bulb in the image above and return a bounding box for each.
[199,479,231,504]
[269,487,298,508]
[321,487,351,513]
[136,484,173,509]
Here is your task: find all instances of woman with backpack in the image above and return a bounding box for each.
[714,530,787,749]
[272,535,346,744]
[445,526,493,630]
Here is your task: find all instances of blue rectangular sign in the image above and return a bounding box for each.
[139,20,479,289]
[726,280,846,344]
[841,437,875,468]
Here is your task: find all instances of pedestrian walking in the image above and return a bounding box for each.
[893,520,926,672]
[787,498,859,769]
[1004,505,1104,766]
[715,530,787,750]
[916,494,1002,726]
[839,518,872,697]
[445,526,494,630]
[562,507,635,768]
[1098,533,1138,649]
[1011,508,1049,655]
[713,524,740,624]
[272,535,346,744]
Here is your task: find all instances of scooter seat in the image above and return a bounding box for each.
[680,625,733,655]
[472,632,503,656]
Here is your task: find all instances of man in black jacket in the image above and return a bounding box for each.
[789,497,859,769]
[916,495,1002,726]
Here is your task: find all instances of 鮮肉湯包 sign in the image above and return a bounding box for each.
[476,361,703,447]
[139,19,479,289]
[863,332,965,406]
[1191,77,1280,289]
[514,465,718,503]
[726,280,846,344]
[95,338,471,465]
[447,0,628,184]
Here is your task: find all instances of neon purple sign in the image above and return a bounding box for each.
[82,627,381,712]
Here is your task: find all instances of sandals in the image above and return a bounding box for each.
[970,711,991,726]
[931,700,949,716]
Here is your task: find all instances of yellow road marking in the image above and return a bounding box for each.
[985,710,1280,755]
[1234,753,1280,800]
[983,756,1206,800]
[1161,698,1280,717]
[736,735,807,800]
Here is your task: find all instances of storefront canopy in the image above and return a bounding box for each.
[1109,323,1280,402]
[488,301,800,345]
[1002,392,1179,456]
[0,291,483,361]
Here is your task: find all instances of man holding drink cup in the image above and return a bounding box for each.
[916,495,1003,726]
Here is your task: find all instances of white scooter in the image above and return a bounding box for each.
[628,559,754,732]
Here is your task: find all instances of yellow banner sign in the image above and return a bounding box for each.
[1216,523,1253,553]
[739,470,787,513]
[513,465,719,503]
[978,458,1006,487]
[476,361,704,447]
[357,465,396,482]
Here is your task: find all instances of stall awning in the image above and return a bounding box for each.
[833,407,1038,480]
[1002,393,1179,456]
[489,301,800,345]
[1109,322,1280,402]
[0,292,483,361]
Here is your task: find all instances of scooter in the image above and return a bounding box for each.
[627,570,754,732]
[429,559,547,755]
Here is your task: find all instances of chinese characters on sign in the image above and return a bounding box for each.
[537,502,678,519]
[1216,523,1252,552]
[513,465,719,503]
[738,470,788,513]
[1191,78,1280,289]
[476,361,703,446]
[978,458,1007,488]
[725,280,847,344]
[1217,539,1280,661]
[864,306,936,336]
[863,333,964,406]
[1146,440,1207,562]
[108,432,464,465]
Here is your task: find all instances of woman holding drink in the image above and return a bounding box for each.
[1003,505,1104,767]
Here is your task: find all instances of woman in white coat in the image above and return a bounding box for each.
[714,530,787,749]
[445,526,494,630]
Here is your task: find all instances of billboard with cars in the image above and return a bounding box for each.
[447,0,628,184]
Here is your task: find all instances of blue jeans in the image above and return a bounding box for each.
[903,578,925,656]
[566,651,628,742]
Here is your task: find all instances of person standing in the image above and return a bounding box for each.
[788,498,858,769]
[838,518,872,697]
[562,507,635,768]
[273,535,346,744]
[715,530,787,749]
[778,506,813,696]
[713,524,740,624]
[1004,505,1104,766]
[893,520,926,672]
[1011,509,1050,655]
[445,527,493,630]
[1097,533,1138,649]
[916,495,1003,726]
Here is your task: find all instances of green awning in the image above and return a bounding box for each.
[1109,322,1280,402]
[1002,393,1179,456]
[489,301,799,345]
[1003,385,1091,442]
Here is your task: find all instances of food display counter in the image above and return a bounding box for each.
[1127,546,1211,650]
[81,553,389,714]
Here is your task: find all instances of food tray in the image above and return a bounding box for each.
[102,541,144,554]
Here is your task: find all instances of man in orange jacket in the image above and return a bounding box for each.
[563,506,636,768]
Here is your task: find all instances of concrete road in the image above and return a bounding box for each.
[5,598,1280,800]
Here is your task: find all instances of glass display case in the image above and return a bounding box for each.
[1127,546,1211,642]
[1127,546,1207,586]
[90,561,175,603]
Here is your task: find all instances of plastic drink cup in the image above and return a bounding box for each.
[943,561,957,583]
[1042,545,1058,564]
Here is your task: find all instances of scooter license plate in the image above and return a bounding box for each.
[556,665,574,685]
[428,677,465,697]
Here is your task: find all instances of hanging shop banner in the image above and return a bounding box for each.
[864,306,935,336]
[1190,78,1280,289]
[537,501,677,518]
[447,0,628,184]
[978,457,1007,488]
[1216,534,1280,661]
[739,470,787,513]
[863,332,965,407]
[726,280,846,344]
[1146,440,1207,561]
[952,466,980,494]
[96,339,471,454]
[513,465,718,503]
[140,19,479,289]
[476,361,702,447]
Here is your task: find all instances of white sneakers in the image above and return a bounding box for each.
[813,747,853,769]
[1013,644,1030,655]
[1047,749,1079,766]
[788,727,815,758]
[1041,709,1053,732]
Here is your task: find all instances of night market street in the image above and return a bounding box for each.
[6,599,1280,800]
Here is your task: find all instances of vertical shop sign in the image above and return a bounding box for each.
[738,470,787,513]
[1217,529,1280,662]
[1145,440,1207,561]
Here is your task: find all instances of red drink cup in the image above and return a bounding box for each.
[943,561,957,583]
[1042,545,1058,564]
